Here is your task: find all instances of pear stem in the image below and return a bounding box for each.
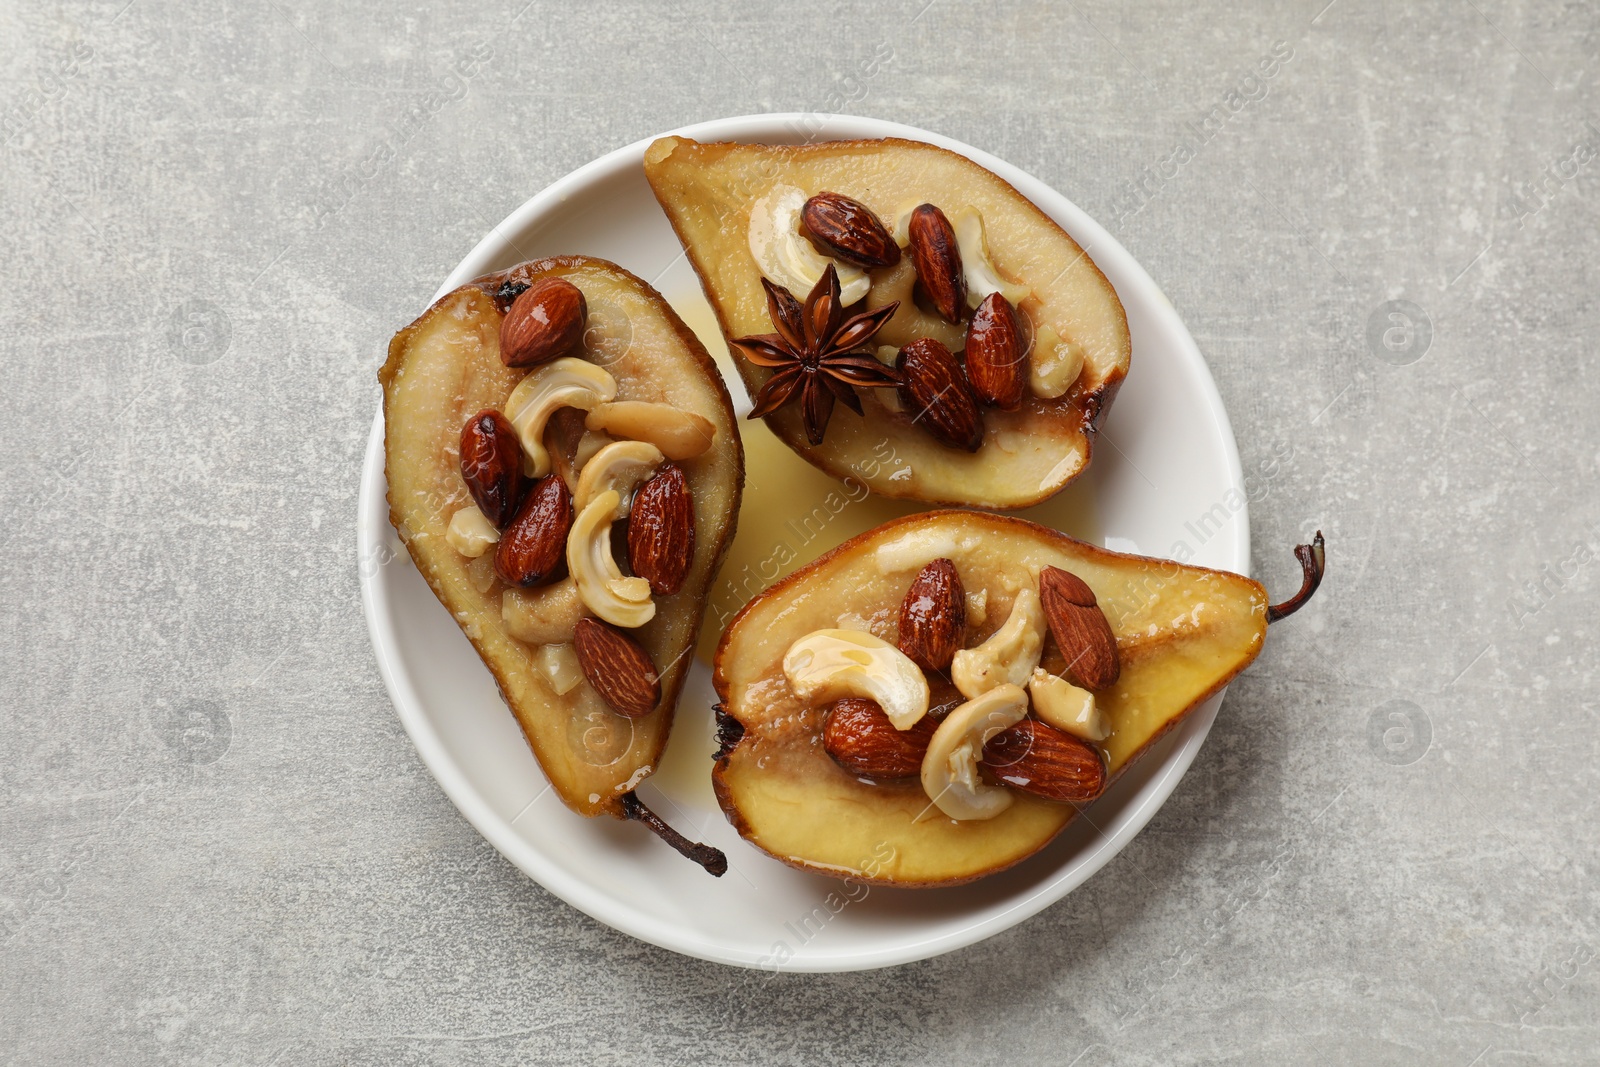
[1266,531,1326,623]
[621,791,728,877]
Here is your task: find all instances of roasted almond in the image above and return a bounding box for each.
[964,293,1027,410]
[574,617,661,718]
[500,276,587,368]
[897,558,966,672]
[459,409,526,528]
[1038,565,1121,690]
[896,338,984,452]
[627,462,696,596]
[907,203,966,321]
[800,191,902,269]
[981,718,1106,802]
[824,695,1105,801]
[494,474,573,587]
[823,697,938,778]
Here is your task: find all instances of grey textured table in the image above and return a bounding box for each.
[4,1,1597,1063]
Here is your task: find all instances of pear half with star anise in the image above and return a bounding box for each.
[644,135,1131,509]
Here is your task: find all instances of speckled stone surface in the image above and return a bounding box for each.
[3,1,1598,1063]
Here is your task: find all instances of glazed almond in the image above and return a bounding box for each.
[628,463,696,596]
[1038,565,1121,691]
[500,277,587,368]
[494,475,572,588]
[823,697,937,778]
[981,718,1105,803]
[896,558,965,672]
[964,293,1027,411]
[896,338,983,452]
[906,203,966,321]
[801,191,901,269]
[459,409,526,527]
[574,617,661,719]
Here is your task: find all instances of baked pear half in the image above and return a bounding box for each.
[644,135,1131,509]
[711,511,1323,887]
[381,255,743,872]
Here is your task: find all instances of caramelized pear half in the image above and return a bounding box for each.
[381,255,743,825]
[712,511,1318,887]
[644,135,1131,509]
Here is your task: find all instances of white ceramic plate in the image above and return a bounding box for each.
[357,114,1248,972]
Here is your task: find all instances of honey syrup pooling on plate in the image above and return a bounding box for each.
[668,289,1103,666]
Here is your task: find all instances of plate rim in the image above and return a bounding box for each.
[357,112,1248,971]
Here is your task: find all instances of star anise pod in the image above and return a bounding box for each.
[730,264,901,446]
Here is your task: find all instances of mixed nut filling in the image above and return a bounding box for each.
[783,553,1120,822]
[735,187,1087,450]
[444,274,715,721]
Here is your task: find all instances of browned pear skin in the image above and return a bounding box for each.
[643,136,1131,508]
[380,255,743,821]
[713,510,1288,887]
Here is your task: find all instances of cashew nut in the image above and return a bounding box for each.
[574,440,663,515]
[503,357,618,478]
[950,207,1033,310]
[534,642,585,696]
[573,429,615,471]
[446,505,500,558]
[965,587,989,626]
[553,438,668,628]
[567,488,654,629]
[1028,667,1109,742]
[865,257,965,352]
[874,528,965,575]
[748,185,870,304]
[920,684,1028,821]
[1028,321,1085,399]
[891,201,918,247]
[585,401,716,460]
[782,629,929,730]
[951,587,1045,699]
[502,578,590,645]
